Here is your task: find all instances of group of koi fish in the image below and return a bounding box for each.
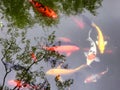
[45,22,108,84]
[6,0,109,88]
[27,18,108,85]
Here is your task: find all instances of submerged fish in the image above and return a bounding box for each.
[57,37,72,43]
[71,16,85,29]
[44,45,80,56]
[84,30,100,66]
[84,68,109,83]
[29,0,57,18]
[92,23,107,54]
[46,64,87,76]
[8,80,22,88]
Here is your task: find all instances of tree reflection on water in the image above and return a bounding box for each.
[0,0,103,90]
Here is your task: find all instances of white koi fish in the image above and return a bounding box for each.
[84,30,100,66]
[91,23,107,54]
[84,68,109,83]
[46,64,87,76]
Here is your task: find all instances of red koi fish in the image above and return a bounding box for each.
[8,80,22,88]
[29,0,57,18]
[30,52,37,62]
[44,45,80,56]
[8,80,31,88]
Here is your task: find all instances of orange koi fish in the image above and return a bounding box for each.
[84,68,108,83]
[30,52,37,62]
[92,23,107,54]
[46,64,87,76]
[29,0,57,18]
[84,30,100,66]
[57,37,72,42]
[44,45,80,56]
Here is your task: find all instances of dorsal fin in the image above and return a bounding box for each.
[57,63,63,69]
[104,41,107,45]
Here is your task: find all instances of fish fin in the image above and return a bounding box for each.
[104,41,107,45]
[87,64,92,68]
[87,29,92,41]
[101,67,109,75]
[66,52,71,56]
[94,57,100,62]
[97,36,98,39]
[57,63,63,69]
[96,41,98,45]
[84,52,88,57]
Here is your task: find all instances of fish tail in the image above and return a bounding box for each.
[87,29,92,41]
[75,64,87,71]
[100,67,109,75]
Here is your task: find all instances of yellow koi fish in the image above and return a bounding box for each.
[46,64,87,76]
[91,23,107,54]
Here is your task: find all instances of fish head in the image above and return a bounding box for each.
[46,69,56,75]
[46,8,57,19]
[74,46,80,51]
[51,13,58,19]
[84,78,91,83]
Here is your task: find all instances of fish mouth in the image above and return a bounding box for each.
[52,14,58,18]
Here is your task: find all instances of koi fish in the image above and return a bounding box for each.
[29,0,57,18]
[57,37,72,42]
[44,45,80,56]
[84,30,100,66]
[30,52,37,62]
[84,68,109,83]
[91,23,107,54]
[8,80,23,88]
[71,16,85,29]
[46,64,87,76]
